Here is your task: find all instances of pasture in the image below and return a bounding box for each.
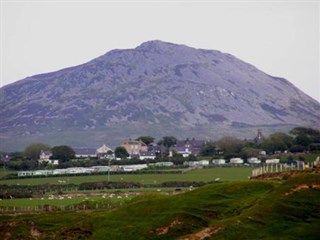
[0,195,132,208]
[2,173,319,239]
[0,167,252,185]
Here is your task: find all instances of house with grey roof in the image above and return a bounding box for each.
[174,138,206,157]
[74,148,97,158]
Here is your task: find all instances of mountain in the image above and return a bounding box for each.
[1,40,319,151]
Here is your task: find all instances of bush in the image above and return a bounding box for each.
[290,145,306,153]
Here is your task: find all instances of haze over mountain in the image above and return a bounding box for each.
[1,40,319,151]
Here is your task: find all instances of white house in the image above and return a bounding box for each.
[121,164,148,172]
[140,151,157,160]
[265,159,280,164]
[39,150,52,161]
[74,148,97,158]
[247,157,261,164]
[198,160,210,166]
[96,144,114,159]
[154,162,174,167]
[212,159,226,165]
[91,166,110,172]
[174,138,206,157]
[230,158,244,164]
[183,161,208,167]
[38,150,59,165]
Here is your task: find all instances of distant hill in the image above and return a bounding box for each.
[1,173,319,239]
[1,40,319,151]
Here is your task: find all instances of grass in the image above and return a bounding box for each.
[0,167,252,185]
[279,152,319,162]
[0,169,15,178]
[0,195,132,208]
[1,172,319,239]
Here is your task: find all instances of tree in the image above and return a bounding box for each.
[115,146,129,159]
[24,143,51,160]
[200,142,216,156]
[261,132,293,153]
[216,137,245,154]
[290,127,320,138]
[136,136,155,146]
[158,136,177,148]
[241,147,261,158]
[295,135,312,147]
[51,145,75,162]
[290,127,320,144]
[170,151,184,165]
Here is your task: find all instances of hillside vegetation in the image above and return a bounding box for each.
[1,172,319,239]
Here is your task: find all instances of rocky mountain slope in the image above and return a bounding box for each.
[1,40,319,150]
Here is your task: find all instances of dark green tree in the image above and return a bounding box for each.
[241,147,261,158]
[158,136,177,148]
[216,137,245,154]
[200,142,216,156]
[295,135,312,147]
[290,127,320,138]
[23,143,51,160]
[261,132,293,153]
[51,145,75,162]
[114,146,129,159]
[187,154,197,161]
[136,136,155,146]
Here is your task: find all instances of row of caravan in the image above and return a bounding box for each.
[211,158,280,165]
[183,158,280,167]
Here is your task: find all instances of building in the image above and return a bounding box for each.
[122,139,148,156]
[183,160,208,167]
[154,162,174,167]
[198,160,210,166]
[247,157,261,164]
[174,138,206,157]
[254,129,265,144]
[74,148,97,158]
[96,144,114,159]
[212,159,226,165]
[230,158,244,164]
[265,159,280,164]
[39,150,52,161]
[140,151,157,160]
[121,164,148,172]
[38,150,58,165]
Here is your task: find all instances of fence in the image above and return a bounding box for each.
[252,156,320,177]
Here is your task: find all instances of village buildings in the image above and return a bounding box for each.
[174,138,207,157]
[121,139,148,156]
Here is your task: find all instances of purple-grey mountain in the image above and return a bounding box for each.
[1,40,319,151]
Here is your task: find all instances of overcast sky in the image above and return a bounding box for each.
[1,0,319,101]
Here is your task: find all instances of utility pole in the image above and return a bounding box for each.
[108,158,111,182]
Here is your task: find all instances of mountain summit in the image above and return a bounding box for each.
[1,40,319,150]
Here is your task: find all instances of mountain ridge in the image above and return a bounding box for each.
[1,40,319,151]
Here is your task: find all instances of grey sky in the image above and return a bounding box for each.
[1,0,319,101]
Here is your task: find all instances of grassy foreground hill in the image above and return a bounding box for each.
[1,172,320,239]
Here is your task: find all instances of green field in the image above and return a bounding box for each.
[0,167,252,185]
[0,169,15,178]
[279,152,320,162]
[1,172,319,239]
[0,195,131,207]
